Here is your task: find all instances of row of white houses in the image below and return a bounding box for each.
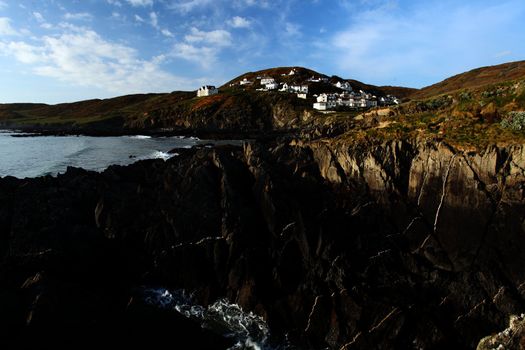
[313,92,378,110]
[198,76,400,111]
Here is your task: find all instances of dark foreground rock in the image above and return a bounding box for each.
[1,140,525,349]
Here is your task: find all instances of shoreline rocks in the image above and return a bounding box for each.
[1,139,525,348]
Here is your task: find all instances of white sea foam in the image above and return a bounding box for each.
[129,135,152,139]
[151,151,173,160]
[141,288,283,350]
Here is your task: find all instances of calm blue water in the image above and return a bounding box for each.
[0,131,234,178]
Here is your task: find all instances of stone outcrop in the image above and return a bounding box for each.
[1,139,525,348]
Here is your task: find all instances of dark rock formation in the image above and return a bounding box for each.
[1,139,525,349]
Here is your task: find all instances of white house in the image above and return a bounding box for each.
[265,82,279,90]
[280,83,290,92]
[314,93,337,110]
[197,85,218,97]
[288,69,297,76]
[313,102,328,110]
[335,81,353,92]
[290,85,309,93]
[240,78,253,85]
[260,77,275,85]
[297,93,307,99]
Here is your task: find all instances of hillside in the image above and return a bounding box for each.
[411,60,525,99]
[224,66,416,98]
[2,61,525,143]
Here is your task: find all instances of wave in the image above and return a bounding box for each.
[150,151,174,161]
[141,288,290,350]
[128,135,152,139]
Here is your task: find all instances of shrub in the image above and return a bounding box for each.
[459,91,471,101]
[501,111,525,131]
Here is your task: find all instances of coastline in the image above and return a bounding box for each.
[2,138,525,348]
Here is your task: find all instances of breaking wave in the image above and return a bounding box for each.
[141,288,293,350]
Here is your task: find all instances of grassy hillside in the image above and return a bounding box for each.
[411,60,525,100]
[328,76,525,149]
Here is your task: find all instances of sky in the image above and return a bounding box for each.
[0,0,524,104]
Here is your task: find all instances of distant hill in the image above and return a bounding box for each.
[223,67,416,99]
[411,60,525,99]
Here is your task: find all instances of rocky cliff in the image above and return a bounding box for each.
[1,137,525,348]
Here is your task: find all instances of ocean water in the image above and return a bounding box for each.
[0,131,237,178]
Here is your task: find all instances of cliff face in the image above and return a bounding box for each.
[1,139,525,348]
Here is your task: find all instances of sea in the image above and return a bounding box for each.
[0,130,240,178]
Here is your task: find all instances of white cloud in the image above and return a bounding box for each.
[167,0,213,13]
[107,0,122,6]
[33,12,53,29]
[171,27,232,68]
[64,13,93,21]
[0,17,17,36]
[161,29,174,37]
[172,43,215,65]
[126,0,153,6]
[2,28,194,93]
[1,41,43,63]
[284,22,300,37]
[149,12,158,29]
[233,0,270,9]
[33,12,45,22]
[0,1,7,10]
[184,27,231,47]
[227,16,251,28]
[134,14,145,22]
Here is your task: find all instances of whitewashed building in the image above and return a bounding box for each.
[335,81,353,92]
[197,85,218,97]
[290,85,309,93]
[314,93,337,110]
[260,77,275,85]
[240,78,253,85]
[265,82,279,90]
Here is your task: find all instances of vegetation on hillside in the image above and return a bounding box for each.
[328,78,525,149]
[1,61,525,147]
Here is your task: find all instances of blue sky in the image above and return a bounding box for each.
[0,0,524,103]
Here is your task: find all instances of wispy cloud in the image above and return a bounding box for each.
[134,14,145,22]
[0,17,17,36]
[185,27,231,46]
[227,16,251,28]
[107,0,122,6]
[161,29,174,37]
[172,27,232,68]
[126,0,154,6]
[149,12,158,29]
[167,0,213,13]
[1,27,195,93]
[33,12,53,29]
[64,13,94,21]
[0,1,7,10]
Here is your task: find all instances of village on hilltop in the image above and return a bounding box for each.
[196,68,400,111]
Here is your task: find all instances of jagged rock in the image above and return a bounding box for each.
[1,139,525,349]
[478,314,525,350]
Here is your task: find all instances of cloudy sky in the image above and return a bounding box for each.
[0,0,524,103]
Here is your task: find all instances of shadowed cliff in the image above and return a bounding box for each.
[1,138,525,348]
